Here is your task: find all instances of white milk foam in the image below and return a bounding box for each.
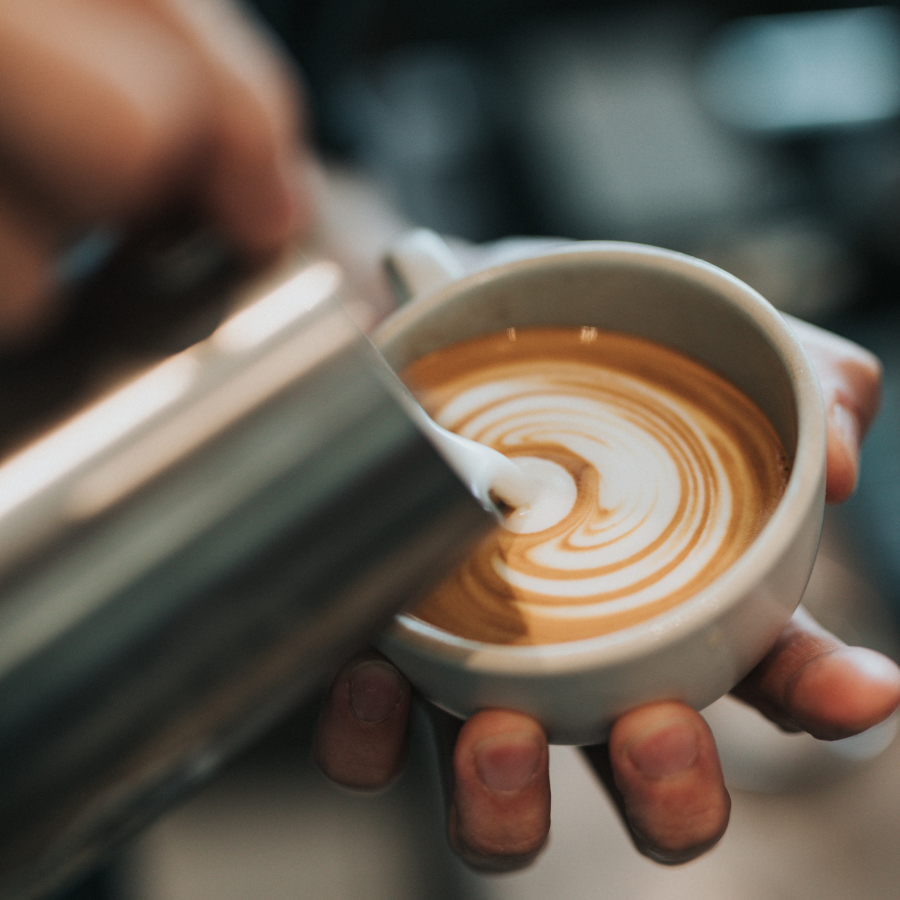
[404,328,788,645]
[503,457,578,534]
[439,372,733,609]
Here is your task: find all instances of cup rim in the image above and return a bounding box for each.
[378,241,826,675]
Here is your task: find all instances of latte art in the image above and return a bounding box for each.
[403,327,790,645]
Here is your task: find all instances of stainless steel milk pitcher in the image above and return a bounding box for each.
[0,235,492,900]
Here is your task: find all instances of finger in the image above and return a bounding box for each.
[732,607,900,740]
[0,0,310,273]
[0,2,210,223]
[582,702,730,865]
[447,709,550,872]
[785,314,882,503]
[149,0,314,254]
[311,651,411,790]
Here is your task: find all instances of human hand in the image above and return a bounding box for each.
[0,0,316,344]
[313,314,900,870]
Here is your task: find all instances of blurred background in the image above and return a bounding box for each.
[76,2,900,898]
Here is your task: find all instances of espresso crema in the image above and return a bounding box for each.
[403,326,790,645]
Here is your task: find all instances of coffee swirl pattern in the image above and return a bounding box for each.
[403,327,790,645]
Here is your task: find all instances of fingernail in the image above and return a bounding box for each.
[474,733,543,792]
[349,660,403,724]
[842,646,900,684]
[831,402,860,465]
[626,719,700,780]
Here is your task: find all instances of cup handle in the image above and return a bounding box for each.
[383,228,465,304]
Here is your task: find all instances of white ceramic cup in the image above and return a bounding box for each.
[375,232,826,745]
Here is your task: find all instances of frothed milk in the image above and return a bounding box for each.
[402,326,790,645]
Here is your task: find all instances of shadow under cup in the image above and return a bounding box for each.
[375,243,826,745]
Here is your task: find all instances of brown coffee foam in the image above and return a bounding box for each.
[403,327,790,645]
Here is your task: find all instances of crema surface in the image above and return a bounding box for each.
[403,327,790,645]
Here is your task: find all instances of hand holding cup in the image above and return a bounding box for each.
[314,233,900,869]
